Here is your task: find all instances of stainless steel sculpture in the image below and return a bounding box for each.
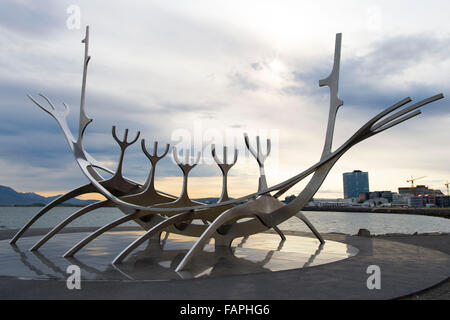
[11,27,444,272]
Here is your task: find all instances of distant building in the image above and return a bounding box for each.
[397,185,448,207]
[409,196,425,207]
[410,194,450,208]
[358,191,393,203]
[436,196,450,208]
[343,170,369,199]
[284,195,296,204]
[398,187,413,195]
[392,192,410,207]
[368,191,393,202]
[398,185,437,196]
[310,198,355,207]
[358,192,370,201]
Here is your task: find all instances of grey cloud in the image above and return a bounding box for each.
[0,65,226,189]
[0,0,67,36]
[346,33,450,77]
[284,34,450,114]
[281,69,329,98]
[1,3,448,195]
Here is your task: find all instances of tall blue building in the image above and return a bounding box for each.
[343,170,369,199]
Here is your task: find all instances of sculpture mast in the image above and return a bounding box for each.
[78,25,93,147]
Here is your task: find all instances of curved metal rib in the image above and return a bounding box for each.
[272,226,286,241]
[63,212,141,257]
[218,93,442,243]
[175,206,247,272]
[295,212,324,244]
[112,211,194,264]
[9,183,96,244]
[22,125,147,250]
[175,195,283,272]
[29,200,111,251]
[273,96,412,199]
[371,95,441,132]
[175,156,339,271]
[62,141,175,257]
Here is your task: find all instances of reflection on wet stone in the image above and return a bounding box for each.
[0,231,358,281]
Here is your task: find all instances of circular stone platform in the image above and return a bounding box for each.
[0,231,357,281]
[0,228,448,299]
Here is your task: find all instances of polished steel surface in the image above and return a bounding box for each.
[14,27,445,272]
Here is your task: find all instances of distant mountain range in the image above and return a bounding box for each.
[0,185,240,206]
[0,185,97,206]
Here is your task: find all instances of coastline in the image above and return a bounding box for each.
[2,204,449,217]
[1,204,449,219]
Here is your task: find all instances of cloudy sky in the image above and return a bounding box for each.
[0,0,449,200]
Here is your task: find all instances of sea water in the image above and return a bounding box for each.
[1,206,449,235]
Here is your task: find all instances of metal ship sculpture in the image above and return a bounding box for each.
[10,27,444,271]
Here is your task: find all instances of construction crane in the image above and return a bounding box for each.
[445,181,449,196]
[406,176,426,188]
